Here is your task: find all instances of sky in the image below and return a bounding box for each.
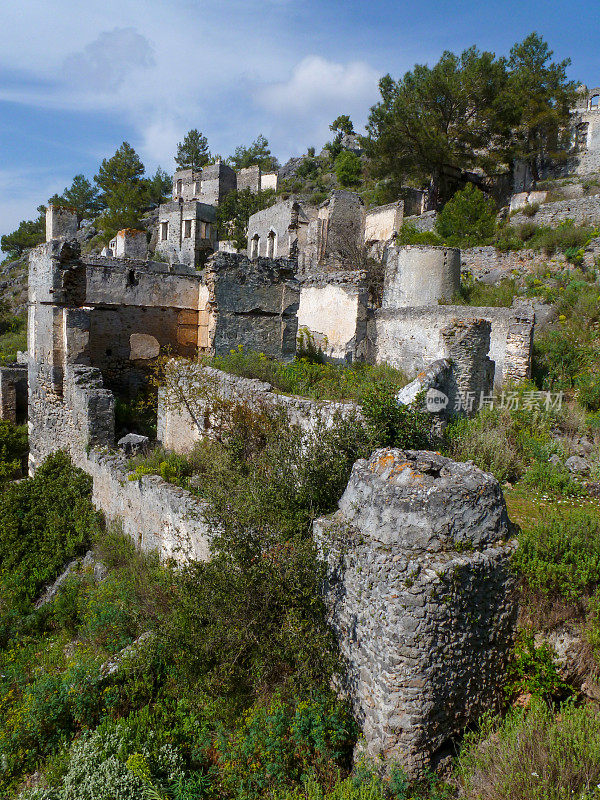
[0,0,598,244]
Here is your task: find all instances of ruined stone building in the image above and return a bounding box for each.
[172,161,278,205]
[573,84,600,175]
[155,200,217,268]
[7,192,527,778]
[248,190,404,273]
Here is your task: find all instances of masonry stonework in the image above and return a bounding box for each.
[314,448,518,776]
[509,195,600,228]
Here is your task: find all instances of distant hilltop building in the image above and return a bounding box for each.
[572,84,600,176]
[155,162,279,268]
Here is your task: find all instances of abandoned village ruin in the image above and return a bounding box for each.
[1,85,599,776]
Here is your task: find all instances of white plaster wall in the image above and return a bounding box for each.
[373,307,512,386]
[297,284,360,360]
[260,173,278,191]
[364,204,401,242]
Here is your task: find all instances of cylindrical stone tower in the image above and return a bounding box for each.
[382,245,461,309]
[314,448,518,777]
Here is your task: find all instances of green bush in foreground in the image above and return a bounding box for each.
[0,451,100,613]
[0,420,27,484]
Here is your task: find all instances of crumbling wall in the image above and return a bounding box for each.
[364,201,404,244]
[86,448,212,562]
[237,165,261,193]
[155,200,216,268]
[370,302,534,387]
[247,199,305,259]
[28,364,115,472]
[0,365,27,423]
[157,362,359,454]
[403,211,437,232]
[199,162,237,206]
[314,448,518,777]
[574,106,600,175]
[510,195,600,227]
[113,229,148,259]
[297,271,368,361]
[203,253,299,358]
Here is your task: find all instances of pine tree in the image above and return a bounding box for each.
[62,175,103,219]
[94,142,147,239]
[227,135,279,172]
[175,129,210,170]
[144,167,172,207]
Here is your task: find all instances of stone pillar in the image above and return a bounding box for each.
[441,318,495,413]
[46,205,78,241]
[504,304,535,384]
[314,448,518,778]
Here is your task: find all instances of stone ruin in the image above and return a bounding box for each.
[314,449,517,775]
[2,199,525,778]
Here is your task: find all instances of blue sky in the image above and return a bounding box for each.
[0,0,598,243]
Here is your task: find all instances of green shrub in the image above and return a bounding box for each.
[207,348,408,403]
[505,631,571,701]
[435,184,497,248]
[0,451,100,612]
[521,201,540,217]
[457,699,600,800]
[217,692,356,799]
[334,152,362,188]
[396,222,443,247]
[18,719,187,800]
[0,419,27,484]
[444,396,556,484]
[521,460,585,497]
[359,380,433,450]
[513,510,600,600]
[448,275,519,307]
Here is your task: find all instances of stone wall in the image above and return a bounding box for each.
[574,107,600,175]
[314,448,517,776]
[247,199,313,259]
[155,200,217,268]
[510,195,600,228]
[28,359,212,562]
[370,302,534,387]
[461,246,553,281]
[297,271,368,361]
[203,253,300,358]
[364,201,404,244]
[403,211,437,231]
[0,364,27,423]
[86,448,212,562]
[157,362,359,454]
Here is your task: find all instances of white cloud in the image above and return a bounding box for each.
[0,2,383,175]
[259,56,380,118]
[63,28,155,92]
[256,56,380,154]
